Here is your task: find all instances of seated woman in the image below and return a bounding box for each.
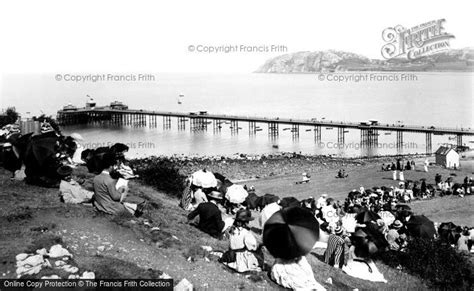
[220,209,262,273]
[342,235,387,283]
[92,153,146,217]
[57,165,93,204]
[270,256,326,290]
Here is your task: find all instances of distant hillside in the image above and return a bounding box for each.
[255,48,474,73]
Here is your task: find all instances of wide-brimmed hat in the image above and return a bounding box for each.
[334,226,344,235]
[208,191,223,200]
[392,220,403,229]
[235,209,254,222]
[57,165,73,177]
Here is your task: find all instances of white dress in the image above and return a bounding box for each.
[271,256,326,291]
[342,247,387,283]
[224,227,260,273]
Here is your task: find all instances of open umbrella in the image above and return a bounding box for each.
[24,134,59,167]
[351,226,388,255]
[191,170,218,188]
[225,184,248,204]
[263,206,320,260]
[355,210,381,224]
[405,215,437,239]
[279,197,300,208]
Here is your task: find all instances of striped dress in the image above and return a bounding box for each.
[180,178,193,210]
[324,234,345,268]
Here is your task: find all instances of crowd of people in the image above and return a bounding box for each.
[1,123,473,289]
[180,166,474,289]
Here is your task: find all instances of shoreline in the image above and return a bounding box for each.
[131,152,430,181]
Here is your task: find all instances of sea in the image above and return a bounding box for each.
[2,72,473,159]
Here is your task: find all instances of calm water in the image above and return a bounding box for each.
[3,72,473,157]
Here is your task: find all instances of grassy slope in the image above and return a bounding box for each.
[1,160,471,289]
[248,158,473,226]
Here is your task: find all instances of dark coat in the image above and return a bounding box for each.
[188,202,224,238]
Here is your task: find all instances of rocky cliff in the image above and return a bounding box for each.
[255,48,474,73]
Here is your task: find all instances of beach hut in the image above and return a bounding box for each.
[435,146,459,169]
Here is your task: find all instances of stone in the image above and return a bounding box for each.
[62,265,79,273]
[81,271,95,279]
[175,278,193,291]
[49,245,72,258]
[19,255,44,267]
[15,254,29,261]
[36,248,48,256]
[55,260,66,267]
[159,273,172,279]
[97,246,105,252]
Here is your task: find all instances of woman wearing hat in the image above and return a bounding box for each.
[385,220,403,251]
[58,165,93,204]
[324,225,346,268]
[220,209,262,273]
[342,231,387,283]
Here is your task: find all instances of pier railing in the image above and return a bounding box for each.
[56,107,473,154]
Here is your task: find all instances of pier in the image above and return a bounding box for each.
[57,107,474,154]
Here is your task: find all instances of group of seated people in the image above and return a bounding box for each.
[381,159,415,172]
[336,169,348,178]
[57,142,146,217]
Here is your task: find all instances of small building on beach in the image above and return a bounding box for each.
[435,146,460,169]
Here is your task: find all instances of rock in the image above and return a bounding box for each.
[325,277,333,285]
[15,254,29,261]
[97,246,105,252]
[159,273,172,279]
[80,271,95,279]
[49,245,72,258]
[16,264,42,277]
[175,278,193,291]
[41,275,60,279]
[68,274,79,279]
[55,260,66,267]
[18,255,44,267]
[36,248,48,256]
[62,265,78,273]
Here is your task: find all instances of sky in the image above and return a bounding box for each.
[0,0,472,74]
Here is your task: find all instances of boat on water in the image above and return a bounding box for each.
[178,93,184,104]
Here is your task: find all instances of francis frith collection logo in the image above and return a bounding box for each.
[381,19,455,60]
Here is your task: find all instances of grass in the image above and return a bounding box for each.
[1,159,472,289]
[249,157,474,226]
